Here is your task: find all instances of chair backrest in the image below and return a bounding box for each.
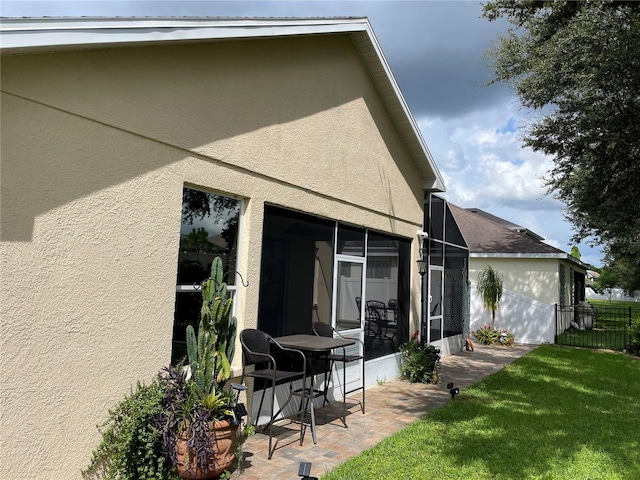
[312,322,334,338]
[240,328,272,366]
[366,300,387,320]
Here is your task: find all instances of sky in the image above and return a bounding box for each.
[1,0,604,267]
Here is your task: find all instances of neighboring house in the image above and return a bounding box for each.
[1,17,467,480]
[449,205,588,344]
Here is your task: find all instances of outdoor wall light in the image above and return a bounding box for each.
[447,382,460,399]
[416,258,428,277]
[298,461,318,480]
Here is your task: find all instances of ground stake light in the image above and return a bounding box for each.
[230,383,248,424]
[447,382,460,399]
[298,461,318,480]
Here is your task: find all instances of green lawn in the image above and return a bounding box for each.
[556,300,639,350]
[588,298,640,312]
[322,345,640,480]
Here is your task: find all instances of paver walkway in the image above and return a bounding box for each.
[235,343,538,479]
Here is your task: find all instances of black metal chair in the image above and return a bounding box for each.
[239,328,308,459]
[312,322,365,419]
[366,300,396,347]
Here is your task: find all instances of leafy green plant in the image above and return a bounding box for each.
[82,379,177,480]
[628,315,640,356]
[477,265,503,328]
[399,331,441,383]
[157,256,240,473]
[473,325,514,346]
[187,256,237,398]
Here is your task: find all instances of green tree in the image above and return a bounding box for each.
[602,245,640,295]
[477,265,503,328]
[186,227,211,257]
[570,246,581,260]
[593,266,619,302]
[483,1,640,269]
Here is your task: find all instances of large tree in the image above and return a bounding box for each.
[483,1,640,270]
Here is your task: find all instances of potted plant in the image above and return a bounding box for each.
[83,257,242,480]
[157,256,240,479]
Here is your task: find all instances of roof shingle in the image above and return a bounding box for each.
[449,204,565,255]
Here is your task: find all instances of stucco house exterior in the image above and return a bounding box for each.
[1,17,469,480]
[449,204,588,344]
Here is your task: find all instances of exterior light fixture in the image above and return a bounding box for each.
[447,382,460,399]
[230,383,248,424]
[298,462,318,480]
[416,258,428,277]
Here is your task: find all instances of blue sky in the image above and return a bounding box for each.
[1,0,604,266]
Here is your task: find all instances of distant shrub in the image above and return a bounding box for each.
[473,325,515,347]
[628,316,640,356]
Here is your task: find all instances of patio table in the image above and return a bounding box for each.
[273,334,355,443]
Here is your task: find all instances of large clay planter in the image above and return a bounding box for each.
[174,420,239,480]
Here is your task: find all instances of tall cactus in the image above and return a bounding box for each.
[186,257,238,396]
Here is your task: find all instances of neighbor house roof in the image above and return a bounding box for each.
[449,204,587,268]
[0,16,445,192]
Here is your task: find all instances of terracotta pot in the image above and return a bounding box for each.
[174,420,239,480]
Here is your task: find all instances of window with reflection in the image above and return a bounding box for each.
[171,187,241,364]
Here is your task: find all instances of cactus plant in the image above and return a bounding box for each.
[186,257,238,397]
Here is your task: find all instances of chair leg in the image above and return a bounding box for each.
[342,359,347,426]
[300,376,317,445]
[322,359,335,407]
[257,386,268,428]
[267,379,276,460]
[309,395,317,444]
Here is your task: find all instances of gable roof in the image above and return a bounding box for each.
[449,204,586,268]
[464,207,544,241]
[0,16,445,192]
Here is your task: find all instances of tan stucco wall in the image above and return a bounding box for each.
[1,35,426,479]
[470,257,561,305]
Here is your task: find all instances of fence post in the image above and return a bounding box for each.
[630,307,633,349]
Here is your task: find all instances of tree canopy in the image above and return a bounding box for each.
[483,0,640,284]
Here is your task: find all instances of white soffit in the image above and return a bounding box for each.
[0,16,445,192]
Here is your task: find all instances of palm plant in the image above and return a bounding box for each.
[477,265,503,328]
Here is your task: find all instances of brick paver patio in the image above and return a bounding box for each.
[235,343,538,479]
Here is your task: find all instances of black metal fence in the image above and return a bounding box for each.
[555,304,638,350]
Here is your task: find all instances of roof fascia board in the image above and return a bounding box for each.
[0,17,369,52]
[470,252,588,268]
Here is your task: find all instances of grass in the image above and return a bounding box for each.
[589,299,640,311]
[556,300,640,350]
[322,345,640,480]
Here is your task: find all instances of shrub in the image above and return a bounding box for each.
[399,332,441,383]
[628,315,640,356]
[473,325,515,347]
[82,379,177,480]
